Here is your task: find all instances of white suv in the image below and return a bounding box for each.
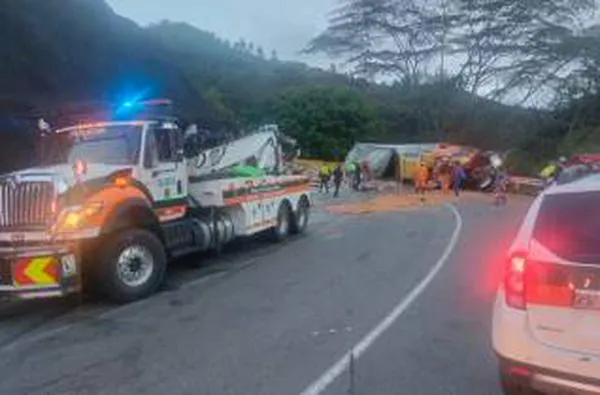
[493,174,600,394]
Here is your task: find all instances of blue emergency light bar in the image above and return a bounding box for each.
[115,98,174,120]
[43,98,177,130]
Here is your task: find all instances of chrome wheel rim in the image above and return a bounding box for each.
[298,205,308,228]
[279,210,289,235]
[116,245,154,287]
[297,210,305,228]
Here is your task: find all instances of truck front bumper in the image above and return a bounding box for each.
[0,243,81,300]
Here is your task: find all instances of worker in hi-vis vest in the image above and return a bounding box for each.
[415,161,429,204]
[318,164,331,193]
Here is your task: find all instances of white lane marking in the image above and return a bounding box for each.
[299,204,463,395]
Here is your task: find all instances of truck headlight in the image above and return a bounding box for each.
[54,202,103,232]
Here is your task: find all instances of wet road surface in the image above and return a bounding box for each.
[0,192,532,395]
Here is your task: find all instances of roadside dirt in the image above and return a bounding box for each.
[325,190,529,214]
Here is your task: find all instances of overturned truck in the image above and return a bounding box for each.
[344,142,503,190]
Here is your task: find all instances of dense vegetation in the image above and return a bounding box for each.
[146,20,539,160]
[1,0,600,175]
[306,0,600,172]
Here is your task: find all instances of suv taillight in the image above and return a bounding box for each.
[505,254,527,310]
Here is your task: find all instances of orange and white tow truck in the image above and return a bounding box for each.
[0,100,311,303]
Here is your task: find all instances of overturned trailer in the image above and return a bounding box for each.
[344,143,440,179]
[345,142,504,190]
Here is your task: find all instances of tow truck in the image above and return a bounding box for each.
[0,99,311,303]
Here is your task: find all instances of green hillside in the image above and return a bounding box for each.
[0,0,591,175]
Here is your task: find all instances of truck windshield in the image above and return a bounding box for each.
[46,124,143,166]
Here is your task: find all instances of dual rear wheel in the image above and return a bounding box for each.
[270,196,309,242]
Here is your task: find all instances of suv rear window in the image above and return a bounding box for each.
[533,191,600,263]
[555,165,592,185]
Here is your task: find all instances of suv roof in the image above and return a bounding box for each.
[544,171,600,195]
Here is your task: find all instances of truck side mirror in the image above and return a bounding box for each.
[176,148,184,162]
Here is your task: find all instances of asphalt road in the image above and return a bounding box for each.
[0,192,532,395]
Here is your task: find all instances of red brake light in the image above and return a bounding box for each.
[525,260,574,307]
[505,254,527,310]
[508,366,531,378]
[505,253,575,310]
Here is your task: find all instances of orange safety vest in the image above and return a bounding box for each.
[417,165,429,182]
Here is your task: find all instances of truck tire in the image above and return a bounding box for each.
[290,196,309,234]
[96,229,167,303]
[481,176,495,191]
[270,202,292,242]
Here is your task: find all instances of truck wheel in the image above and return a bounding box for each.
[291,196,309,234]
[96,229,167,303]
[270,202,291,242]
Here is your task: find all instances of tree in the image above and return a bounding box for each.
[308,0,597,102]
[0,0,574,177]
[234,39,248,53]
[457,0,596,102]
[305,0,457,85]
[449,1,505,95]
[272,86,381,159]
[203,87,236,127]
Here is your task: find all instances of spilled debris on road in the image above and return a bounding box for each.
[326,191,489,214]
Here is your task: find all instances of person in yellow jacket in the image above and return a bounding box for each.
[318,164,331,193]
[540,163,557,179]
[540,157,567,186]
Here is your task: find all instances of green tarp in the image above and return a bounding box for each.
[231,165,265,177]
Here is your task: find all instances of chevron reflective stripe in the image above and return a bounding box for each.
[14,257,60,286]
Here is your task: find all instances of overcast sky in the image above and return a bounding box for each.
[106,0,337,66]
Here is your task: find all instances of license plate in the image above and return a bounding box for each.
[573,289,600,310]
